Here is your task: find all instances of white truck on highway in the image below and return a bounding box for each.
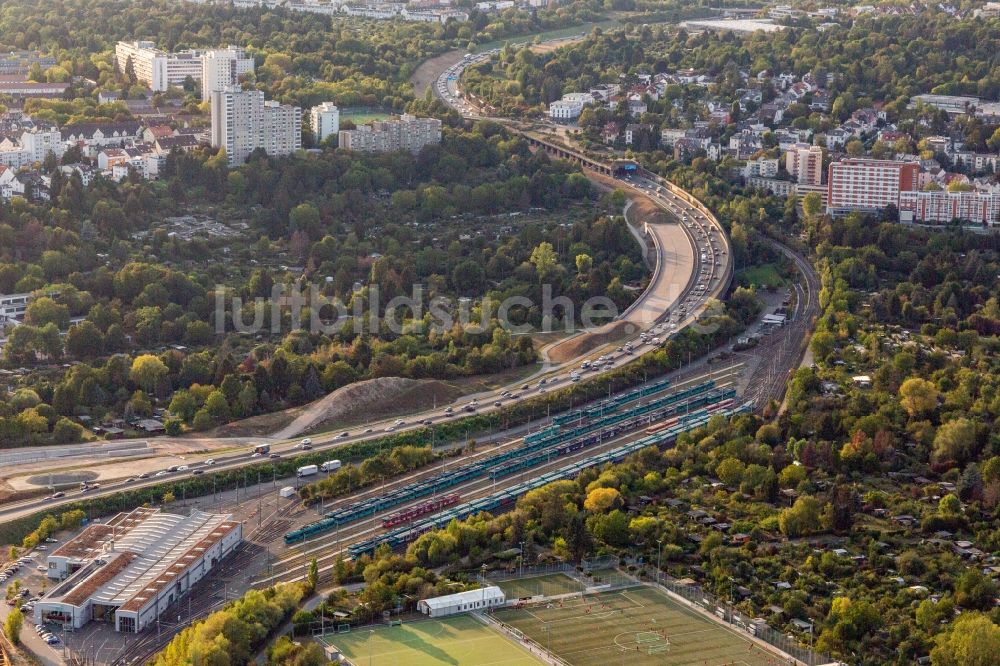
[296,464,319,478]
[321,460,342,473]
[279,486,296,498]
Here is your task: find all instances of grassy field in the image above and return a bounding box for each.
[321,615,545,666]
[736,263,785,289]
[494,586,784,666]
[341,110,392,125]
[495,573,584,599]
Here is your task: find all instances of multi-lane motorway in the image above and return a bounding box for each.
[0,45,734,526]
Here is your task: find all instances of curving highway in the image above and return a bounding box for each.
[0,44,734,526]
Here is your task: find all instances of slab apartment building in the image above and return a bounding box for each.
[338,114,442,153]
[115,41,253,94]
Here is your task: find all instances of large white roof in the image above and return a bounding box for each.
[421,586,505,609]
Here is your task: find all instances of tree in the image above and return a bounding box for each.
[899,377,940,418]
[845,139,865,157]
[932,418,977,465]
[566,512,591,562]
[24,296,70,328]
[938,493,961,515]
[779,496,824,537]
[204,390,231,422]
[130,354,169,393]
[810,330,835,360]
[307,558,319,592]
[583,487,621,512]
[574,253,593,276]
[53,418,83,444]
[4,606,22,645]
[289,203,321,238]
[954,570,998,610]
[802,192,823,219]
[529,242,559,282]
[451,259,486,294]
[716,457,745,487]
[162,491,175,504]
[931,613,1000,666]
[169,390,198,422]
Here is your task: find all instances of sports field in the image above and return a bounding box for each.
[320,614,545,666]
[493,586,787,666]
[496,573,584,599]
[341,110,391,124]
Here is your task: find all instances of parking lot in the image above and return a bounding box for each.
[1,546,69,665]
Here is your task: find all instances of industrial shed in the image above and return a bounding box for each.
[417,586,506,618]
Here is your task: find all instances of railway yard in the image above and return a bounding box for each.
[260,367,743,587]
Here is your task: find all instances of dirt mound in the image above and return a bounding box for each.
[626,194,672,226]
[209,377,464,440]
[301,377,464,435]
[546,321,635,364]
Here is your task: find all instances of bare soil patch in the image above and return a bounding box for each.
[409,49,465,98]
[302,377,465,434]
[545,320,634,364]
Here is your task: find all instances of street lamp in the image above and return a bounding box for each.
[656,539,663,586]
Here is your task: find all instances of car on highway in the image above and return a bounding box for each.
[154,471,168,477]
[384,425,395,432]
[125,478,135,483]
[177,465,189,472]
[269,453,280,459]
[300,438,312,447]
[49,492,65,499]
[192,469,204,475]
[138,472,150,479]
[251,452,262,458]
[338,431,350,438]
[205,459,216,465]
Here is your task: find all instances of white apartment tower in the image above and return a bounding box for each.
[201,47,255,100]
[210,86,301,166]
[310,103,340,142]
[785,143,824,186]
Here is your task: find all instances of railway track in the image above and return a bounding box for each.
[258,372,741,586]
[743,241,820,410]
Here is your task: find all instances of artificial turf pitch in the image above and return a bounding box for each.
[320,614,546,666]
[495,573,584,599]
[493,585,791,666]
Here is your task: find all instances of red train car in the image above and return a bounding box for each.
[382,493,460,528]
[706,398,734,414]
[645,416,680,435]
